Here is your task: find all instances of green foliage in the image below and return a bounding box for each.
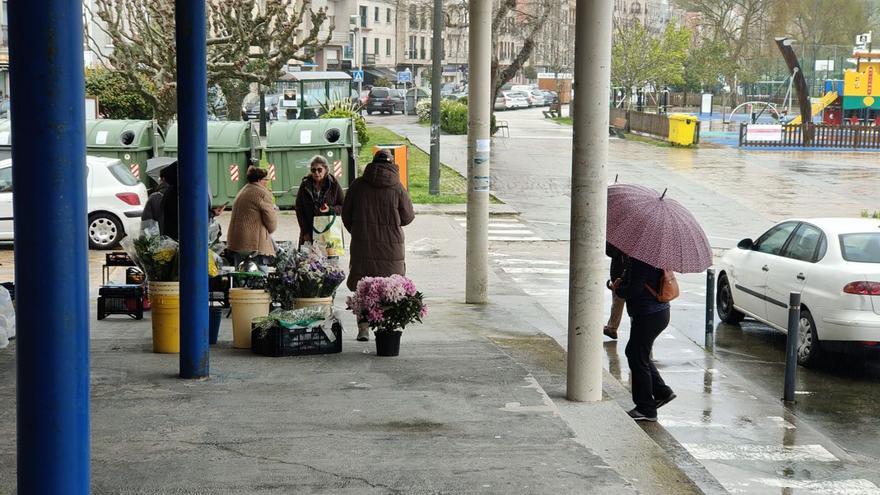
[522,66,538,81]
[683,40,735,92]
[611,21,690,103]
[457,95,468,105]
[415,100,431,122]
[861,209,880,219]
[84,68,153,120]
[439,100,468,134]
[319,100,368,146]
[373,77,393,88]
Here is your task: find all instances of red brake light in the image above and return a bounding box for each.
[116,192,141,206]
[843,281,880,295]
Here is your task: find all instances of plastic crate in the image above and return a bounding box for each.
[105,252,135,266]
[97,285,144,320]
[251,321,342,357]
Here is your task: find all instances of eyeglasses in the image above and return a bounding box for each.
[311,168,325,173]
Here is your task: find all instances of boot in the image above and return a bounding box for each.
[356,322,369,342]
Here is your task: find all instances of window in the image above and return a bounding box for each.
[630,1,641,14]
[374,38,379,56]
[362,37,367,60]
[386,39,391,56]
[108,162,140,186]
[359,6,368,27]
[420,7,428,30]
[374,7,379,22]
[409,4,418,29]
[409,36,417,59]
[755,222,798,256]
[0,167,11,193]
[387,8,391,23]
[781,224,823,262]
[420,37,426,59]
[840,233,880,263]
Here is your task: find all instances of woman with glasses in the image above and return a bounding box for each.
[226,166,278,268]
[294,155,344,248]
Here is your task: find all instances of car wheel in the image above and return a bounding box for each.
[88,213,123,250]
[717,273,745,324]
[796,308,822,367]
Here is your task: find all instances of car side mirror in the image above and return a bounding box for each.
[737,238,754,250]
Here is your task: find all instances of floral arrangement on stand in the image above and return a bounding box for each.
[121,220,222,282]
[346,275,428,334]
[267,244,346,309]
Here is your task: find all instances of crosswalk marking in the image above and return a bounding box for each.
[453,217,543,242]
[749,478,880,494]
[502,267,569,275]
[682,443,837,462]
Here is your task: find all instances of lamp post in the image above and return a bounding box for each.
[350,15,362,95]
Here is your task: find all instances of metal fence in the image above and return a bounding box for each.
[739,123,880,149]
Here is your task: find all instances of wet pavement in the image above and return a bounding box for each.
[372,109,880,493]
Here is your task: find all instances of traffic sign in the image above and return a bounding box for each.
[352,69,364,82]
[397,71,412,83]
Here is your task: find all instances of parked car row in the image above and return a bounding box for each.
[494,89,559,111]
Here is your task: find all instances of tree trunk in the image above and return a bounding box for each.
[219,79,250,121]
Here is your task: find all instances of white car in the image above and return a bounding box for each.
[0,156,148,249]
[527,89,546,107]
[716,218,880,366]
[498,91,529,110]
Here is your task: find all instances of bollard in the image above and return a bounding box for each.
[783,292,802,403]
[705,269,715,348]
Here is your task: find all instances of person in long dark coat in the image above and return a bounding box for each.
[342,149,415,341]
[295,155,344,247]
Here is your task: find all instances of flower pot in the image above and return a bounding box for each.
[374,330,402,357]
[294,296,333,310]
[230,288,271,349]
[149,281,180,353]
[208,306,223,345]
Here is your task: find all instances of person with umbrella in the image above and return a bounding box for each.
[144,158,224,240]
[607,184,712,422]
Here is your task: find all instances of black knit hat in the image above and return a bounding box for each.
[371,149,394,164]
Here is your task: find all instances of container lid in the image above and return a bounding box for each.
[266,118,352,149]
[85,120,158,150]
[165,121,253,152]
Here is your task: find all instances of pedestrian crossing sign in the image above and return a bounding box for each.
[352,69,364,82]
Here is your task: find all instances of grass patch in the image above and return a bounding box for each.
[552,117,572,125]
[359,126,501,204]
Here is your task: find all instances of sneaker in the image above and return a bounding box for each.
[655,393,677,409]
[627,408,657,422]
[356,327,369,342]
[603,326,618,340]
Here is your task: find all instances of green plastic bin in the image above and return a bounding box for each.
[164,121,258,206]
[0,120,10,161]
[85,120,163,188]
[265,118,357,208]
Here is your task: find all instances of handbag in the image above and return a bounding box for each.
[312,212,345,257]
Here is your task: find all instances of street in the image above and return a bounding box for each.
[375,107,880,494]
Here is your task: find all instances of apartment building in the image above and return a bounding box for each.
[0,0,9,96]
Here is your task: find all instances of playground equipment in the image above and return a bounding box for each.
[788,90,839,125]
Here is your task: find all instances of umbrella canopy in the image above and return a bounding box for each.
[145,157,177,182]
[607,183,712,273]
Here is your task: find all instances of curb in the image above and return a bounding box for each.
[414,203,521,216]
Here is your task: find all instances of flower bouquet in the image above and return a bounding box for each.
[267,244,346,309]
[121,221,179,282]
[346,275,427,356]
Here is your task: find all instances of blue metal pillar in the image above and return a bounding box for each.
[9,0,90,491]
[176,0,210,378]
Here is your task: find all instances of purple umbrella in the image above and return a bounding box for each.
[607,184,712,273]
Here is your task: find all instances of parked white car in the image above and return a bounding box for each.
[0,156,148,249]
[527,89,546,107]
[496,91,529,110]
[716,218,880,366]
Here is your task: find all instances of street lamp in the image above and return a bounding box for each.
[350,15,362,95]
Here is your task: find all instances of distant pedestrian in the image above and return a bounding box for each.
[157,161,225,241]
[614,256,676,422]
[604,242,629,339]
[226,166,278,268]
[295,155,344,248]
[342,149,414,341]
[142,165,173,228]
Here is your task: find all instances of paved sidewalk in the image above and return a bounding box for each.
[0,214,701,494]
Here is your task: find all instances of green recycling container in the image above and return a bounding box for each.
[264,118,356,209]
[85,120,163,189]
[0,120,10,161]
[164,121,258,206]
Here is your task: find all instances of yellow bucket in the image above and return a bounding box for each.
[293,297,333,310]
[229,288,271,349]
[149,282,180,354]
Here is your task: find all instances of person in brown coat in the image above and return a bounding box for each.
[295,155,344,247]
[342,149,415,341]
[226,167,278,268]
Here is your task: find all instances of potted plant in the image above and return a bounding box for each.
[346,275,427,357]
[267,245,346,310]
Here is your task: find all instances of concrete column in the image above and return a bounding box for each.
[465,0,490,304]
[567,0,612,402]
[428,0,443,194]
[176,0,210,379]
[9,0,90,490]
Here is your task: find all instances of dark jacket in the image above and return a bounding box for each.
[142,182,170,227]
[342,160,415,291]
[295,174,344,246]
[615,257,669,317]
[606,242,628,281]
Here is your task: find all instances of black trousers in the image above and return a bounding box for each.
[625,308,673,416]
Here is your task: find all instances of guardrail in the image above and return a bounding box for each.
[739,123,880,149]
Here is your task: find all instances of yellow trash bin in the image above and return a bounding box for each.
[229,288,271,349]
[667,114,698,146]
[149,282,180,354]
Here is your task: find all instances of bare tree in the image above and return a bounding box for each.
[85,0,333,126]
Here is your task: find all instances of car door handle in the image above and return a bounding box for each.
[762,265,769,272]
[796,273,805,280]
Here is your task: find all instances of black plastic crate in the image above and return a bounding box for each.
[251,321,342,357]
[97,285,144,320]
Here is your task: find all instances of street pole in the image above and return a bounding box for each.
[465,0,490,304]
[429,0,443,195]
[176,0,210,379]
[10,0,90,490]
[566,0,612,402]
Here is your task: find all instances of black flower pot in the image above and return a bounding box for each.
[375,330,402,357]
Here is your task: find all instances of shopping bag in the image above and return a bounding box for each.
[313,213,345,257]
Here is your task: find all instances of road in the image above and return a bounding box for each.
[375,107,880,494]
